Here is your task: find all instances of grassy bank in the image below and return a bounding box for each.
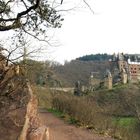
[35,85,140,140]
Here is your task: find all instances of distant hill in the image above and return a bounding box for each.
[52,54,117,87]
[53,53,140,87]
[53,59,114,87]
[76,53,112,61]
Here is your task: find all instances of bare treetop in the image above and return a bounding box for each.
[0,0,63,35]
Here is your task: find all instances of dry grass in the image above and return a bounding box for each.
[51,93,113,134]
[33,86,52,109]
[34,85,140,140]
[51,91,140,140]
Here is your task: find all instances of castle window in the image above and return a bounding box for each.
[134,71,137,74]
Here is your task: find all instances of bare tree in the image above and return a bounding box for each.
[0,0,94,58]
[0,0,63,42]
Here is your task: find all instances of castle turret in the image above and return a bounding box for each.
[112,53,117,61]
[104,70,112,90]
[117,53,128,72]
[121,68,127,84]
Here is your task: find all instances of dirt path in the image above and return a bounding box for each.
[39,111,114,140]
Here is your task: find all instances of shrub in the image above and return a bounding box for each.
[51,93,113,132]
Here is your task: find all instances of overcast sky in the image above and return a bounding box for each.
[1,0,140,64]
[47,0,140,64]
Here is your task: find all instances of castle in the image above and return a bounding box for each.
[89,53,140,90]
[113,53,140,83]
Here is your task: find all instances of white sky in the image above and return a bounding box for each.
[47,0,140,64]
[1,0,140,64]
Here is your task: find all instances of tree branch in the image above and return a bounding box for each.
[0,0,41,31]
[83,0,94,14]
[0,0,11,14]
[22,28,52,46]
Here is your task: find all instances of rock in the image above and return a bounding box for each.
[18,83,49,140]
[0,53,49,140]
[27,126,49,140]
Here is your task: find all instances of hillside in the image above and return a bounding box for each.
[53,53,140,87]
[76,53,112,61]
[53,60,114,87]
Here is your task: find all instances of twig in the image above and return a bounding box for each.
[83,0,94,14]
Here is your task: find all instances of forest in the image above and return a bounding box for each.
[76,53,112,61]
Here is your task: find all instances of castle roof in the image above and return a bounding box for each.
[115,53,140,64]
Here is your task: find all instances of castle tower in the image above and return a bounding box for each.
[104,70,112,90]
[121,68,127,84]
[117,53,128,72]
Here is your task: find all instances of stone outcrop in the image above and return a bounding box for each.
[18,83,49,140]
[0,51,49,140]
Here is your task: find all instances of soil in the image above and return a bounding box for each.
[39,111,115,140]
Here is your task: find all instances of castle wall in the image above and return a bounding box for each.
[129,64,140,82]
[104,76,112,90]
[117,54,140,83]
[121,72,127,84]
[118,60,128,72]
